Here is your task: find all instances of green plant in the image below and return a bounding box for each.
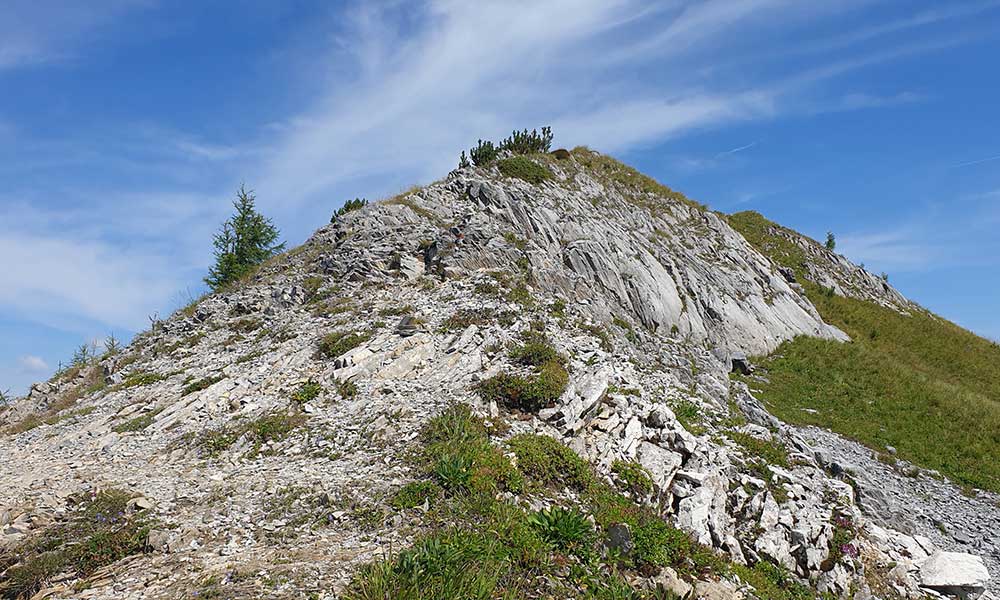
[476,361,568,413]
[335,378,358,399]
[392,481,441,509]
[509,339,564,368]
[291,380,323,404]
[528,506,593,552]
[435,454,474,491]
[825,231,836,251]
[508,434,593,491]
[112,408,163,433]
[318,330,370,359]
[122,372,165,388]
[728,431,789,468]
[332,197,368,221]
[469,139,498,166]
[181,375,224,396]
[497,156,552,185]
[499,127,553,155]
[205,184,285,291]
[611,460,654,497]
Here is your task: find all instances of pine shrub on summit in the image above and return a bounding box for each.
[205,185,285,291]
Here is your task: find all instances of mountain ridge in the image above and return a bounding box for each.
[1,147,994,599]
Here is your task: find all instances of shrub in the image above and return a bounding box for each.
[825,231,836,251]
[611,460,654,497]
[476,361,568,413]
[332,197,368,221]
[500,127,553,155]
[122,372,165,388]
[497,156,552,185]
[508,434,593,490]
[335,378,358,399]
[509,339,563,368]
[291,380,323,404]
[204,184,285,291]
[318,330,370,359]
[469,139,498,166]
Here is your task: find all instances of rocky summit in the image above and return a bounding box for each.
[0,147,995,599]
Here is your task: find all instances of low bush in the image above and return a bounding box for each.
[508,434,593,491]
[476,361,568,413]
[291,380,323,404]
[181,374,224,397]
[318,330,370,359]
[497,156,552,185]
[332,197,368,221]
[611,460,654,497]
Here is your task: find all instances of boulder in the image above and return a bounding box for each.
[919,551,989,598]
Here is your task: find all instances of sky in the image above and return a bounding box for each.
[2,0,999,396]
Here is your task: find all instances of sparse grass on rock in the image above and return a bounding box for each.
[0,490,153,600]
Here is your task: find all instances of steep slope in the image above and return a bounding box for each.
[729,211,1000,493]
[0,149,992,599]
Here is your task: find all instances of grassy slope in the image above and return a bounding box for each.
[729,211,1000,493]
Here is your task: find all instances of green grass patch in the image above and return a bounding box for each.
[181,374,224,396]
[121,372,166,388]
[194,411,308,458]
[496,156,552,185]
[508,434,594,491]
[611,460,654,497]
[318,330,370,359]
[344,405,728,599]
[291,380,323,404]
[730,210,1000,492]
[112,407,164,433]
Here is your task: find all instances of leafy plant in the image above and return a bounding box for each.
[528,506,593,552]
[291,380,323,404]
[825,231,836,251]
[204,184,285,291]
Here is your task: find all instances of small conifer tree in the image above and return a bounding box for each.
[205,185,285,291]
[825,231,836,251]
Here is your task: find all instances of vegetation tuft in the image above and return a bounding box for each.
[497,156,553,185]
[318,330,370,359]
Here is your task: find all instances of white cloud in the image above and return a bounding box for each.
[17,355,49,373]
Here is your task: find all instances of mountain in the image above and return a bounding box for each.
[0,147,994,599]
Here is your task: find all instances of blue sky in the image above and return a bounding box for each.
[2,0,999,395]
